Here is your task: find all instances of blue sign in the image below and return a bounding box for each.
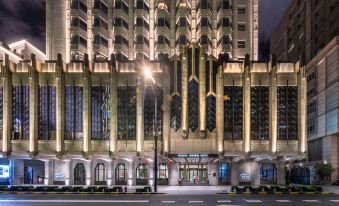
[240,173,251,181]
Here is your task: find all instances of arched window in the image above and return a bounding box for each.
[115,163,127,185]
[136,163,148,185]
[94,163,106,184]
[74,163,86,185]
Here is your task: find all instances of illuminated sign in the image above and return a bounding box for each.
[240,173,251,181]
[0,165,10,178]
[176,154,209,158]
[54,173,65,180]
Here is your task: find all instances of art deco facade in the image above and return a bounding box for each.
[46,0,258,62]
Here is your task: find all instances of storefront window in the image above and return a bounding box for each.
[260,163,277,185]
[115,163,127,185]
[65,85,83,140]
[158,163,168,179]
[94,163,106,183]
[136,163,148,185]
[219,163,231,185]
[74,163,86,185]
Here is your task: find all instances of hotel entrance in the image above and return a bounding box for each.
[179,164,208,185]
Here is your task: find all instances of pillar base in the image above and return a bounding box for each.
[109,151,117,160]
[82,152,91,160]
[56,152,64,160]
[199,130,207,139]
[28,151,37,159]
[182,130,188,139]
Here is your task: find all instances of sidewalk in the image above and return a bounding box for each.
[322,186,339,195]
[126,186,230,195]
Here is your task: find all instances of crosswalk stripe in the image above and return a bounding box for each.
[303,200,320,202]
[217,200,232,203]
[244,199,262,203]
[276,200,292,202]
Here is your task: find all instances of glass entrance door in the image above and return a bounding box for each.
[179,164,208,183]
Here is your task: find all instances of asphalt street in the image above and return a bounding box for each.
[0,194,339,206]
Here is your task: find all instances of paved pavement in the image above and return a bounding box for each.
[0,194,338,206]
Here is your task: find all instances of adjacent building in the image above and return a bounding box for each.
[270,0,339,182]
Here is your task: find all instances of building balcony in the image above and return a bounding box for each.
[70,43,87,55]
[114,26,129,37]
[250,140,270,153]
[135,26,150,38]
[114,43,129,57]
[156,26,170,36]
[92,9,108,20]
[92,26,108,37]
[117,140,136,154]
[156,43,170,54]
[70,9,87,22]
[134,8,149,20]
[91,140,109,155]
[135,43,150,56]
[70,26,88,39]
[38,140,57,155]
[93,43,108,56]
[114,9,129,22]
[11,140,29,155]
[223,140,243,154]
[276,140,298,154]
[64,140,83,155]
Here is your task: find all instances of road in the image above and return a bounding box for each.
[0,194,338,206]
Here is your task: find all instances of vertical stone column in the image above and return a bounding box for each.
[297,63,307,154]
[149,0,155,60]
[216,65,224,154]
[82,55,91,156]
[191,0,197,43]
[211,0,218,56]
[128,0,135,59]
[44,159,52,185]
[243,55,251,153]
[29,54,39,157]
[169,0,176,56]
[199,49,207,138]
[109,56,118,157]
[56,54,65,157]
[230,161,239,186]
[65,0,71,63]
[181,49,188,139]
[86,0,93,59]
[276,161,286,185]
[269,56,278,153]
[136,77,144,156]
[2,54,12,155]
[162,63,170,155]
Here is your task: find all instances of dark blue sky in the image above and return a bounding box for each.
[0,0,292,53]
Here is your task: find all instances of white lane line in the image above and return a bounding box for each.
[216,205,241,206]
[303,200,320,202]
[0,200,149,203]
[276,200,292,202]
[161,200,176,203]
[188,200,204,203]
[330,200,339,202]
[217,200,232,203]
[244,199,263,203]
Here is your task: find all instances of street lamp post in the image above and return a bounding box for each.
[144,68,158,192]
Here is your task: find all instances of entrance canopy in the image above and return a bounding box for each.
[168,154,218,163]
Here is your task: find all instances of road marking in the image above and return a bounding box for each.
[303,200,320,202]
[161,200,176,203]
[216,205,241,206]
[0,200,149,203]
[217,200,232,203]
[330,200,339,202]
[244,199,263,203]
[188,200,204,203]
[276,200,292,202]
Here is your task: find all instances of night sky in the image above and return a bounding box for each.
[0,0,292,54]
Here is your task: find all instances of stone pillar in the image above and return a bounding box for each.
[86,0,93,59]
[208,162,218,186]
[136,77,144,156]
[109,56,118,157]
[82,55,91,156]
[216,65,224,154]
[168,162,179,186]
[191,0,197,43]
[162,63,170,155]
[55,54,65,156]
[169,0,176,56]
[44,159,52,185]
[128,160,135,186]
[199,48,207,137]
[29,54,39,157]
[297,63,307,154]
[128,0,135,59]
[276,161,286,185]
[230,162,239,186]
[149,0,155,60]
[181,49,188,138]
[269,56,278,153]
[2,54,12,155]
[243,55,251,153]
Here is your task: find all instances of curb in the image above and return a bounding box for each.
[0,191,166,195]
[217,192,332,195]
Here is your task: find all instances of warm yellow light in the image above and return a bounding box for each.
[144,67,153,79]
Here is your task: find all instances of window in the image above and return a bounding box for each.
[39,86,56,140]
[238,6,246,13]
[178,35,187,45]
[179,17,187,27]
[307,101,316,114]
[218,18,231,28]
[136,35,149,45]
[136,18,149,30]
[0,87,3,136]
[224,86,243,140]
[94,35,108,47]
[307,71,315,83]
[94,163,106,183]
[200,35,208,45]
[200,0,209,9]
[136,163,148,185]
[158,163,168,179]
[307,119,315,134]
[117,86,136,140]
[157,18,170,28]
[93,0,108,15]
[91,86,110,140]
[238,23,246,31]
[222,35,230,44]
[136,0,149,12]
[71,35,87,48]
[238,40,246,48]
[71,0,88,13]
[260,163,277,185]
[115,0,129,14]
[12,85,30,140]
[219,163,231,185]
[218,0,231,10]
[115,35,128,47]
[94,17,108,30]
[201,17,209,27]
[71,17,87,31]
[74,163,86,185]
[250,86,269,140]
[115,18,128,29]
[65,85,83,140]
[115,163,127,185]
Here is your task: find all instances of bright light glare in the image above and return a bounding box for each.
[144,68,153,79]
